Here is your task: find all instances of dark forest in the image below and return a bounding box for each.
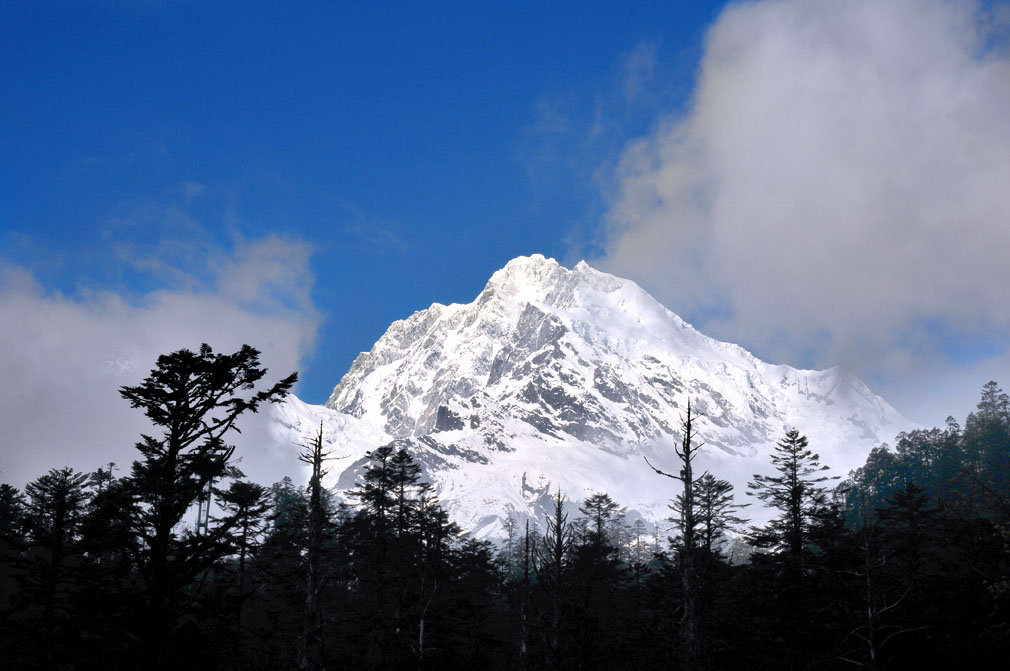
[2,344,1009,670]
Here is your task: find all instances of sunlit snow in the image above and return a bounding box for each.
[269,255,913,537]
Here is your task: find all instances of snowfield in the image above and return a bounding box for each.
[269,255,913,537]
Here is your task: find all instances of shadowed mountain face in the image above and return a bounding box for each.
[273,255,912,537]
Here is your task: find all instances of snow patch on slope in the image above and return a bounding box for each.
[273,255,912,537]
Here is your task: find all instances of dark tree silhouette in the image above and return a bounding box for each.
[297,421,341,671]
[746,428,838,671]
[216,479,270,596]
[964,381,1010,516]
[20,468,91,667]
[118,343,295,668]
[644,399,706,667]
[747,428,837,567]
[534,490,573,671]
[578,492,621,549]
[695,474,748,556]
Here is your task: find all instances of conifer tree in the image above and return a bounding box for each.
[216,479,270,595]
[747,428,838,567]
[518,519,532,671]
[695,474,748,556]
[118,343,295,668]
[244,477,309,669]
[570,492,629,670]
[746,428,838,671]
[964,381,1010,515]
[0,482,26,664]
[0,481,25,569]
[20,467,91,667]
[578,492,620,550]
[344,444,461,667]
[534,490,573,671]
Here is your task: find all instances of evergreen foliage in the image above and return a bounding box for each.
[695,474,748,556]
[1,349,1009,670]
[116,344,295,669]
[747,429,838,564]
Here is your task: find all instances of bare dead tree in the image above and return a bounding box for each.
[297,421,343,671]
[645,399,707,668]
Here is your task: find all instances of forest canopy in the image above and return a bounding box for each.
[2,345,1009,670]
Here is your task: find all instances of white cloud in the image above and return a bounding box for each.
[618,41,659,105]
[598,0,1010,400]
[0,236,319,488]
[875,347,1010,427]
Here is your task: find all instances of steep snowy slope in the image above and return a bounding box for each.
[270,255,912,537]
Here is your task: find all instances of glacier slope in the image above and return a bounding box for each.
[269,255,912,537]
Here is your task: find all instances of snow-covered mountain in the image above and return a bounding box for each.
[270,255,912,537]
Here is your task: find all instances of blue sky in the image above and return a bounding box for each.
[2,1,723,401]
[3,0,1010,485]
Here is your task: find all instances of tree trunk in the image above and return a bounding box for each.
[299,425,327,671]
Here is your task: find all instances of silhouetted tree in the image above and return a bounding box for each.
[296,422,341,671]
[19,467,91,667]
[746,428,838,670]
[695,474,748,556]
[216,480,270,597]
[534,490,573,671]
[964,381,1010,517]
[0,481,25,582]
[570,492,626,669]
[747,428,838,569]
[118,343,295,668]
[242,477,309,669]
[579,492,620,549]
[645,399,705,667]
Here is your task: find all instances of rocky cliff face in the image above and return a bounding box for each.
[271,255,912,537]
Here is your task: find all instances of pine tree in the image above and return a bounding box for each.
[578,493,620,550]
[964,381,1010,516]
[877,482,938,591]
[534,490,573,671]
[695,474,748,556]
[216,479,270,595]
[747,428,838,671]
[570,492,628,670]
[518,519,532,670]
[344,444,460,668]
[243,477,310,669]
[747,428,838,567]
[19,467,91,668]
[0,482,25,569]
[118,343,295,668]
[0,482,26,665]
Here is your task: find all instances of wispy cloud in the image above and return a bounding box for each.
[519,40,668,174]
[595,0,1010,421]
[516,39,693,268]
[0,195,320,488]
[618,41,658,105]
[339,201,408,254]
[182,181,206,207]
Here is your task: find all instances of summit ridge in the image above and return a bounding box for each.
[272,255,912,537]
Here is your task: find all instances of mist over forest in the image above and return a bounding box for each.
[2,343,1010,670]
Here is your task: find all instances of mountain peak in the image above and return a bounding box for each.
[305,254,913,537]
[482,255,660,321]
[482,254,566,303]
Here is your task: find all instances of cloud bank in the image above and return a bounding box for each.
[0,236,319,488]
[598,0,1010,406]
